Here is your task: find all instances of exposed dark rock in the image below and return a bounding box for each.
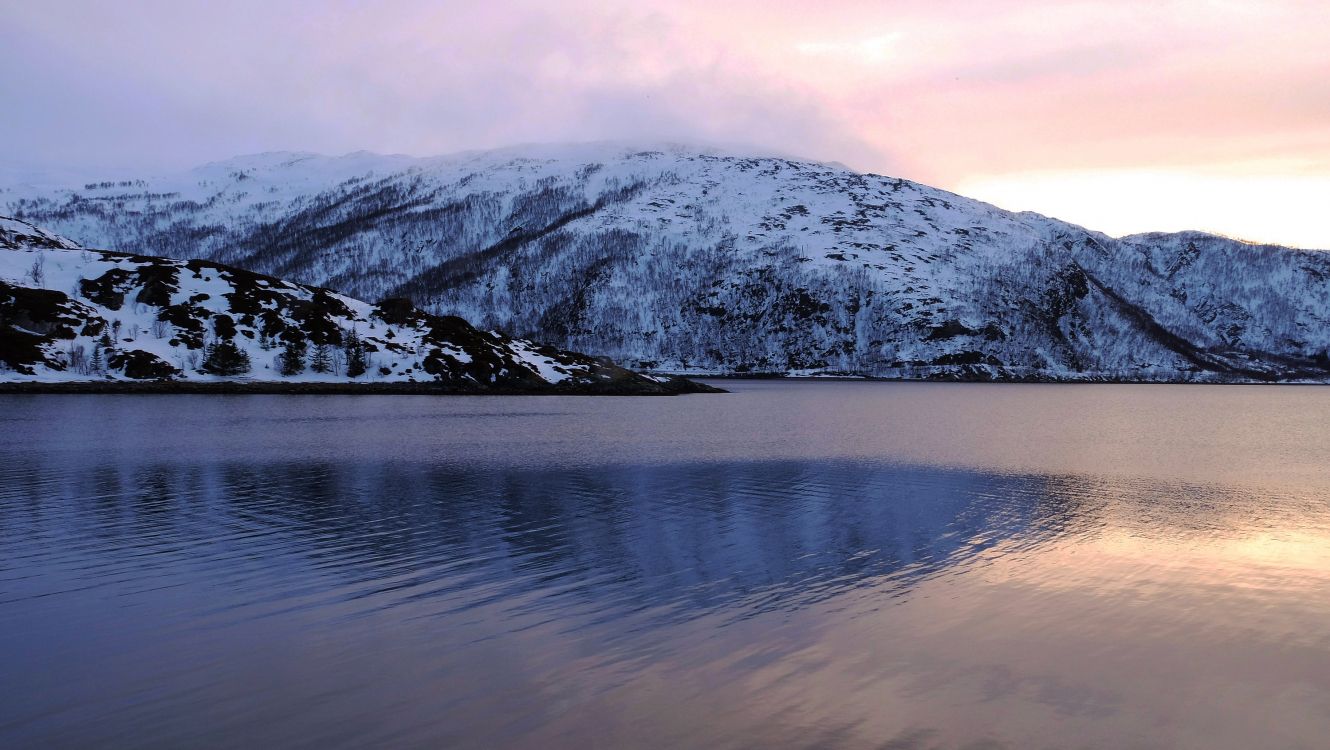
[925,319,977,341]
[108,349,181,380]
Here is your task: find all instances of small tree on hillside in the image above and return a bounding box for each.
[202,340,251,376]
[344,329,368,378]
[309,344,332,374]
[28,254,45,288]
[278,339,307,376]
[66,343,88,374]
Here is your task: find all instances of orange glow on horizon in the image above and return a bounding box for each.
[957,168,1330,249]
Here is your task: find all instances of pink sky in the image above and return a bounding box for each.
[4,0,1328,246]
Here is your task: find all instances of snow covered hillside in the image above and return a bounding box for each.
[6,144,1330,382]
[0,216,702,393]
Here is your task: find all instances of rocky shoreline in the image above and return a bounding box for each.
[0,375,724,396]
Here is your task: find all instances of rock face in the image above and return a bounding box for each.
[0,216,710,393]
[6,143,1330,382]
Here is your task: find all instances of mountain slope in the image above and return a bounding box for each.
[0,216,705,393]
[6,144,1330,382]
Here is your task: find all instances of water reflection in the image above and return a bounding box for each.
[6,459,1153,622]
[2,390,1330,748]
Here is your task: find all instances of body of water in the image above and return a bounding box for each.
[2,381,1329,748]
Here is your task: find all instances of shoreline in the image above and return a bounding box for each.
[0,377,726,396]
[663,372,1330,385]
[3,375,1325,394]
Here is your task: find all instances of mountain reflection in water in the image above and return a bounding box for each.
[2,384,1329,749]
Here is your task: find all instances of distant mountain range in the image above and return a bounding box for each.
[5,143,1330,382]
[0,216,707,394]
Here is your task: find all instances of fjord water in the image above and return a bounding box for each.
[2,382,1329,749]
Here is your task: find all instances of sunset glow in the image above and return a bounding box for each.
[960,168,1330,248]
[3,0,1327,246]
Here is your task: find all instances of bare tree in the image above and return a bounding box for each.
[27,253,45,288]
[66,343,88,374]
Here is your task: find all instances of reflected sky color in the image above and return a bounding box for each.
[3,0,1328,247]
[3,382,1330,748]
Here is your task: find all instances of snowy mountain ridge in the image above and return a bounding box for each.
[5,143,1330,382]
[0,216,703,393]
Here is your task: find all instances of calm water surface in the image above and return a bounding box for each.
[2,381,1330,749]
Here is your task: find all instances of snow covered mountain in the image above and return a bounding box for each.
[0,216,704,393]
[6,143,1330,382]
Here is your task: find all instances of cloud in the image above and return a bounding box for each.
[0,0,894,172]
[1,0,1328,245]
[794,34,903,64]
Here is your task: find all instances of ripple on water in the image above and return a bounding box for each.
[2,383,1329,749]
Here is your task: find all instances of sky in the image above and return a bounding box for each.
[3,0,1328,247]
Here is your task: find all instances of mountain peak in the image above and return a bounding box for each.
[5,147,1330,382]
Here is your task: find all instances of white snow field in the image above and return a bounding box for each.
[5,143,1329,381]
